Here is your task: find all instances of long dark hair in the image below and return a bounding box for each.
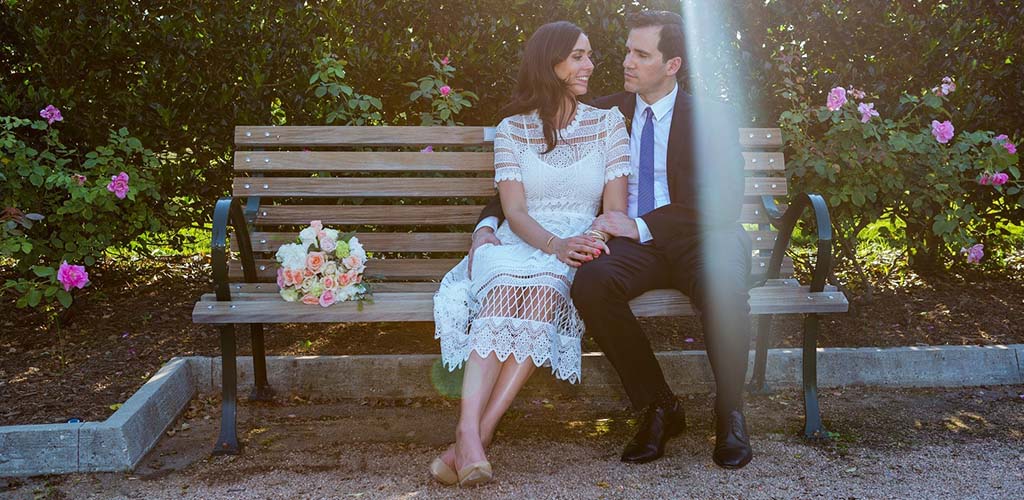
[500,21,583,154]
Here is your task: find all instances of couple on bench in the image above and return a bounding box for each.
[432,11,753,486]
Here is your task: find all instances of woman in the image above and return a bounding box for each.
[432,21,632,486]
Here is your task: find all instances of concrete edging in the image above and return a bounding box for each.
[198,344,1024,400]
[2,344,1022,477]
[0,357,194,476]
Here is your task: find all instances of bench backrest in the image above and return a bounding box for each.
[228,126,791,288]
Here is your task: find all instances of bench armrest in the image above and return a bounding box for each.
[211,197,259,301]
[759,193,833,293]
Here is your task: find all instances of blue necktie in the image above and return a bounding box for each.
[637,107,655,216]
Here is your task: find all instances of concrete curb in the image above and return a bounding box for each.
[0,357,194,477]
[2,344,1022,477]
[199,344,1024,399]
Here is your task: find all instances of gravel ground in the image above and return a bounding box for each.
[3,385,1023,499]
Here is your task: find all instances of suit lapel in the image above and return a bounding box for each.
[620,92,637,136]
[665,91,692,199]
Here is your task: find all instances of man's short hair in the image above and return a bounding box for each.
[626,10,686,65]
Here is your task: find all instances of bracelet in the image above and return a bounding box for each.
[584,229,609,242]
[545,234,557,250]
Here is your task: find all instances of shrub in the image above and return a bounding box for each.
[1,110,167,309]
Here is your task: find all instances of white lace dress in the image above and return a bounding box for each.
[434,104,632,383]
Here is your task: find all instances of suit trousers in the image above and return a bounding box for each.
[570,225,752,412]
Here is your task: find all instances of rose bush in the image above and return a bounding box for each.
[1,108,169,309]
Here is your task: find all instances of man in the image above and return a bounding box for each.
[472,11,753,469]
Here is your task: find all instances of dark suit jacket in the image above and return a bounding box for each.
[478,91,745,248]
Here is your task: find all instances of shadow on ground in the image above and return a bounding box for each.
[4,385,1023,499]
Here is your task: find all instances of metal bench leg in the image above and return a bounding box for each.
[213,324,242,455]
[249,324,274,401]
[747,315,773,394]
[802,313,828,440]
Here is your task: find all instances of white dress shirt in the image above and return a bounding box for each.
[476,84,677,243]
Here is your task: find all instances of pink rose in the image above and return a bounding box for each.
[276,268,287,288]
[318,289,336,307]
[343,255,363,272]
[826,87,846,111]
[931,120,954,144]
[439,85,451,97]
[322,275,337,289]
[310,220,323,232]
[963,244,984,264]
[857,102,879,123]
[338,272,351,287]
[286,269,304,286]
[994,134,1008,143]
[57,261,89,292]
[420,145,433,153]
[441,56,450,65]
[991,173,1009,186]
[39,105,63,124]
[319,234,337,253]
[848,87,866,100]
[306,252,326,273]
[72,174,86,186]
[1005,142,1017,155]
[106,171,130,199]
[978,173,991,185]
[301,294,319,305]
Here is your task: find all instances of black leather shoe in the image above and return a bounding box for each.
[621,399,686,463]
[713,409,753,469]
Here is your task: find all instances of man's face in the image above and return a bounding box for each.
[622,26,679,96]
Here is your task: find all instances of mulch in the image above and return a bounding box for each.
[1,256,1022,426]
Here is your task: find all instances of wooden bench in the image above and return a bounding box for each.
[192,125,848,454]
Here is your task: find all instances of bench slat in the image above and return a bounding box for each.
[230,259,461,281]
[237,232,473,253]
[233,177,784,198]
[235,126,492,147]
[739,128,783,148]
[234,126,782,149]
[742,152,785,171]
[250,203,780,227]
[237,230,780,253]
[228,256,793,281]
[233,151,783,173]
[233,177,494,198]
[254,205,485,226]
[234,152,494,172]
[205,277,815,298]
[192,285,845,323]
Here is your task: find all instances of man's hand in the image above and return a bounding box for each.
[468,227,501,279]
[591,211,640,240]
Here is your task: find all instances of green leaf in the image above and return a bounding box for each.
[57,289,72,308]
[32,266,55,278]
[314,86,327,98]
[309,73,320,85]
[27,288,42,307]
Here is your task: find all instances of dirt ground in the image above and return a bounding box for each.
[2,385,1022,499]
[1,257,1023,426]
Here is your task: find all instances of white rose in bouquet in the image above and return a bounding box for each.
[298,226,318,248]
[348,237,367,262]
[275,243,308,271]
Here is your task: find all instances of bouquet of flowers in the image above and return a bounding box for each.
[274,220,370,307]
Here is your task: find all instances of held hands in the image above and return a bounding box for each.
[590,211,640,240]
[551,234,608,267]
[468,227,501,278]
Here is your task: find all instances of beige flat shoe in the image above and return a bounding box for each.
[430,456,458,485]
[457,460,493,487]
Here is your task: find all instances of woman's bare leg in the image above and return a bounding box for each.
[454,351,501,469]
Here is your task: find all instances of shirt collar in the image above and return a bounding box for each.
[635,83,678,122]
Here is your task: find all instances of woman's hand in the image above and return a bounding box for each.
[551,235,606,267]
